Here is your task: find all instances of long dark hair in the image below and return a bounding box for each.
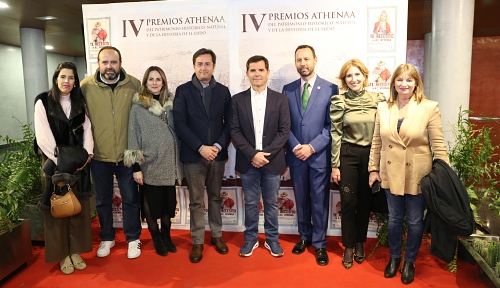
[47,61,84,105]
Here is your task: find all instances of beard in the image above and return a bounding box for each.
[297,67,314,77]
[101,68,119,81]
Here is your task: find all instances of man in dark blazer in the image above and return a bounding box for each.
[231,55,290,258]
[282,45,339,266]
[173,48,231,263]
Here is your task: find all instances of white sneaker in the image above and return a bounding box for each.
[97,240,115,257]
[127,239,141,259]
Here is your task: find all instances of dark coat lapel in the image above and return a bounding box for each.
[191,85,207,117]
[243,89,255,135]
[294,82,303,117]
[264,89,274,135]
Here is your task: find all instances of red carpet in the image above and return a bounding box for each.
[1,217,491,288]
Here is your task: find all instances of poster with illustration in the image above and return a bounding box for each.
[277,187,297,226]
[329,190,342,230]
[87,17,111,59]
[220,187,239,225]
[368,7,396,52]
[368,57,395,94]
[112,175,123,228]
[171,187,182,224]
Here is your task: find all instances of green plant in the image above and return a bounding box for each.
[448,107,500,224]
[375,213,389,247]
[0,120,42,233]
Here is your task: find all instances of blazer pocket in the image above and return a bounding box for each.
[413,153,432,184]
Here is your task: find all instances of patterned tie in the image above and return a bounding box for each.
[302,82,310,113]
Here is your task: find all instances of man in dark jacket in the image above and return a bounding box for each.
[173,48,232,263]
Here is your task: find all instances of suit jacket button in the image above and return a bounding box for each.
[387,161,391,164]
[389,145,393,148]
[406,163,410,166]
[402,146,406,150]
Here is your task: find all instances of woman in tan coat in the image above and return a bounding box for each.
[368,63,449,285]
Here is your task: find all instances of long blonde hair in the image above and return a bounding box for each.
[139,66,170,107]
[388,63,425,107]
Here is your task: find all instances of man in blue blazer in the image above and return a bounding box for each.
[282,45,338,266]
[173,48,231,263]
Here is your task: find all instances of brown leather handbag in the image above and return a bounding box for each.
[50,185,81,218]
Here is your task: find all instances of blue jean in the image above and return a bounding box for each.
[240,166,280,243]
[91,160,141,243]
[184,159,225,244]
[385,189,425,262]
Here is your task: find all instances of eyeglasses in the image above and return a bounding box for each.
[196,62,213,68]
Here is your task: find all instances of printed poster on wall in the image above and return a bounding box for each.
[368,56,396,92]
[220,187,239,226]
[112,175,123,228]
[86,17,111,59]
[183,186,241,227]
[368,7,397,52]
[171,186,182,225]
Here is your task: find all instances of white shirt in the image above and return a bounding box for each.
[251,86,267,150]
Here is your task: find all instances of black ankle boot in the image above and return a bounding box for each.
[161,228,177,253]
[384,257,401,278]
[151,231,167,256]
[401,261,415,284]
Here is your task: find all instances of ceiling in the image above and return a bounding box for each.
[0,0,499,57]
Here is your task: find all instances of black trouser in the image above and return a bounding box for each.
[339,143,372,248]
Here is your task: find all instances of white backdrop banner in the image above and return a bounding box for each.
[83,0,407,237]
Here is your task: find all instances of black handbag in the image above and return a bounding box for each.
[54,145,89,174]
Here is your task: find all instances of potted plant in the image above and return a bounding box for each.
[448,107,500,232]
[448,107,500,284]
[0,121,41,281]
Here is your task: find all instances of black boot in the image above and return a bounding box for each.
[161,227,177,253]
[401,261,415,284]
[384,257,401,278]
[151,231,167,256]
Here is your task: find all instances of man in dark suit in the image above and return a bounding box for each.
[230,55,290,258]
[282,45,339,265]
[173,48,231,263]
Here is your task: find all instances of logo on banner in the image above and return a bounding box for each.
[242,14,267,32]
[241,11,355,33]
[123,19,144,37]
[122,16,226,38]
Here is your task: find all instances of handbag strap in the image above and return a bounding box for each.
[77,155,92,171]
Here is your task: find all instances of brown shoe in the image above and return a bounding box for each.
[189,244,204,263]
[211,237,228,254]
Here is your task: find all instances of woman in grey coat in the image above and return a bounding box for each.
[124,66,183,256]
